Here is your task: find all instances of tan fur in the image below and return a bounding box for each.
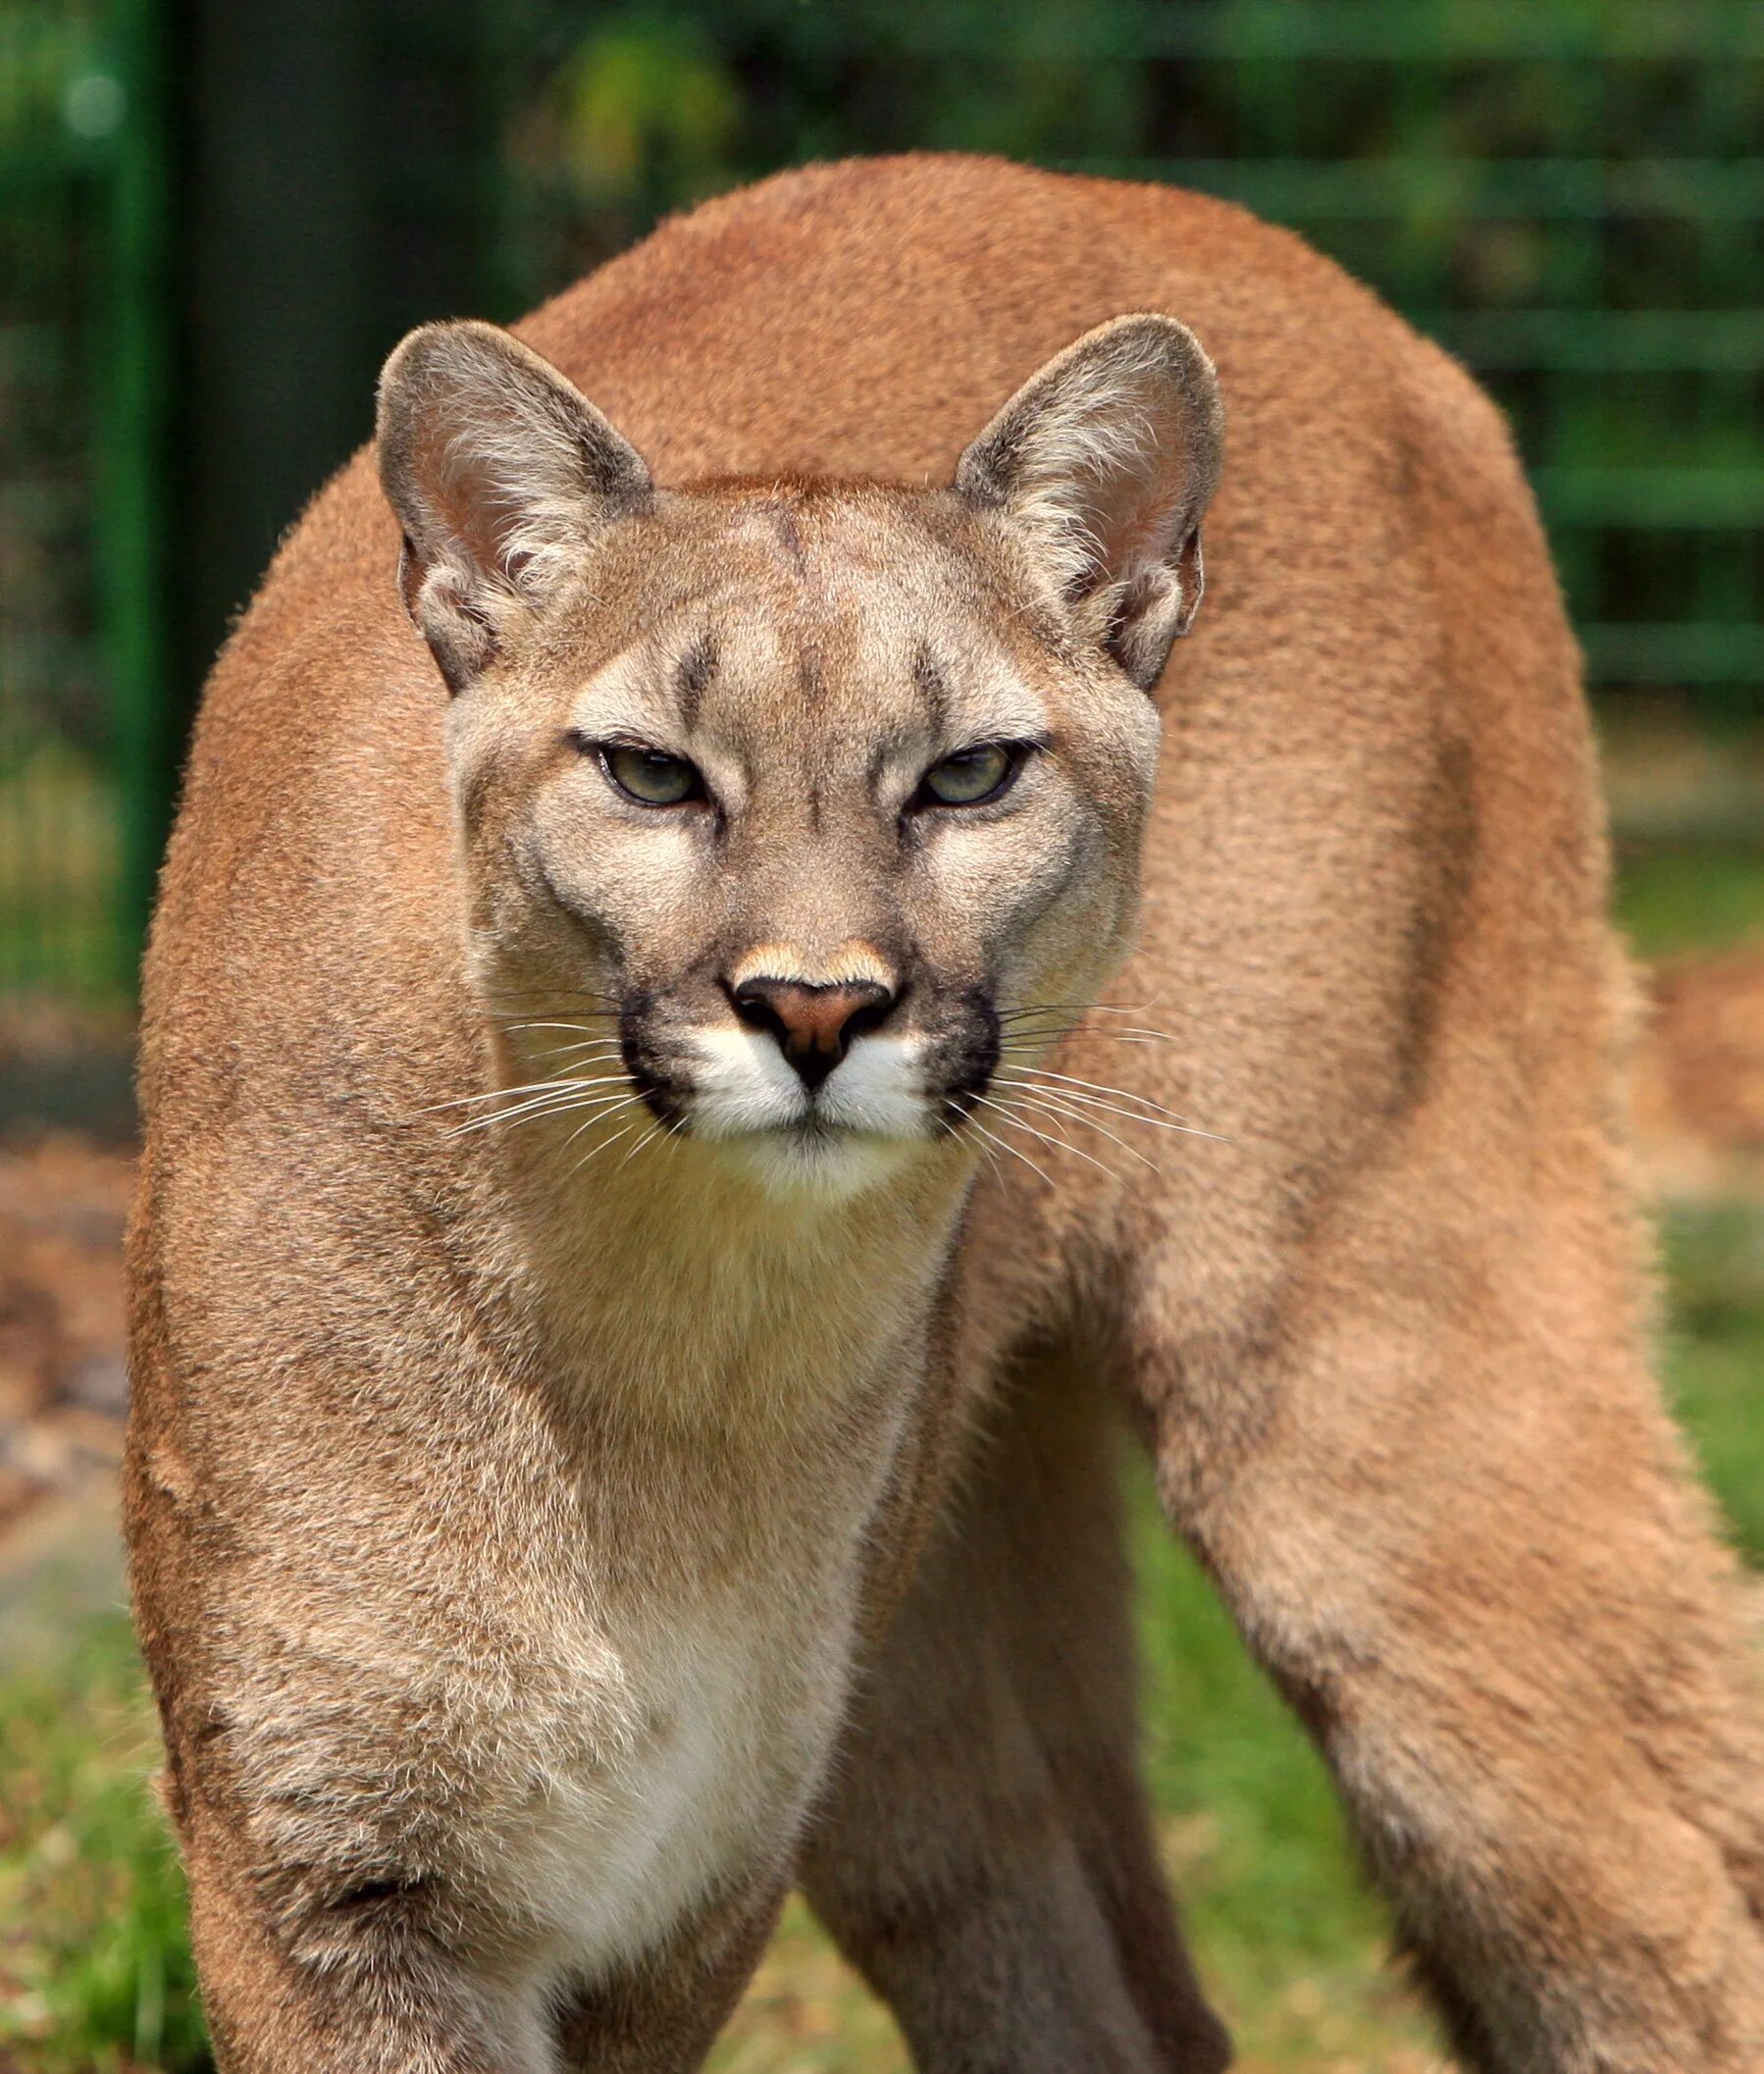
[127,155,1764,2073]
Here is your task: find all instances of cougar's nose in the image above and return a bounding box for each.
[729,975,898,1090]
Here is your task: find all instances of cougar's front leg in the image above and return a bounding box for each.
[175,1819,537,2074]
[1128,1200,1764,2072]
[181,1819,775,2074]
[555,1882,787,2073]
[801,1347,1231,2074]
[162,1684,782,2074]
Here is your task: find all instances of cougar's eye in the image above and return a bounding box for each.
[915,742,1020,808]
[598,744,702,806]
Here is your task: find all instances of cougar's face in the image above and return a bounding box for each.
[451,491,1159,1196]
[378,314,1219,1196]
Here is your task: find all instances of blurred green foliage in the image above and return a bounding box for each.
[0,1616,207,2072]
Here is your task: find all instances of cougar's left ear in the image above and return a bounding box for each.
[376,320,652,692]
[955,314,1223,691]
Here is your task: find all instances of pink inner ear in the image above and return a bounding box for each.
[1075,386,1202,599]
[429,430,523,583]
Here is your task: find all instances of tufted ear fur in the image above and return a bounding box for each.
[956,314,1224,690]
[376,320,652,692]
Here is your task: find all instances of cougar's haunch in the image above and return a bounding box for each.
[128,155,1764,2073]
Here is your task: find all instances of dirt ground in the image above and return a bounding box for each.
[4,949,1764,1555]
[0,1132,130,1542]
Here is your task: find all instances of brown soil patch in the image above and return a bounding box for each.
[0,1134,131,1538]
[1634,947,1764,1197]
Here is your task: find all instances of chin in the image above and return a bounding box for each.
[709,1121,928,1203]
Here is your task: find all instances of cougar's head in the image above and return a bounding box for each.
[378,314,1221,1197]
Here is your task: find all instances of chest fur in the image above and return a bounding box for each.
[483,1566,856,1995]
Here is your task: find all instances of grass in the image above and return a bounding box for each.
[2,838,1761,2072]
[1612,836,1764,964]
[0,1624,205,2074]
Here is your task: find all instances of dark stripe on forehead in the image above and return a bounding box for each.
[769,501,807,573]
[912,644,949,737]
[675,632,717,727]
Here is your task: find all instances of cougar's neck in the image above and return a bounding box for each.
[490,1102,972,1437]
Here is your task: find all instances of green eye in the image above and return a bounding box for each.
[918,743,1018,807]
[600,744,701,806]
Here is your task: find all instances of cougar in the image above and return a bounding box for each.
[127,153,1764,2072]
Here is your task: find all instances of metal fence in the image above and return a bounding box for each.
[3,0,1761,1001]
[0,0,168,1000]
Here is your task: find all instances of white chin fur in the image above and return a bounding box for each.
[715,1128,922,1202]
[683,1028,933,1199]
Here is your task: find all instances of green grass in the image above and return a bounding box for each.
[0,1622,206,2073]
[1612,837,1764,963]
[1662,1204,1764,1566]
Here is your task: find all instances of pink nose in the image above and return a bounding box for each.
[729,976,897,1088]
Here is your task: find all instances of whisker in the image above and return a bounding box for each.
[960,1112,1057,1192]
[488,1010,621,1030]
[486,1004,621,1028]
[420,1070,627,1117]
[997,1002,1168,1022]
[486,985,621,1007]
[997,1021,1184,1051]
[447,1100,624,1141]
[998,1084,1161,1175]
[999,1064,1209,1127]
[993,1024,1083,1049]
[495,1019,622,1039]
[568,1115,650,1179]
[971,1093,1128,1188]
[570,1124,638,1174]
[445,1084,637,1138]
[559,1089,647,1155]
[522,1038,627,1064]
[614,1119,669,1173]
[947,1100,1009,1189]
[996,1071,1231,1145]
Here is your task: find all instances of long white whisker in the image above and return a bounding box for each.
[997,1002,1167,1023]
[950,1103,1009,1190]
[1000,1084,1161,1174]
[524,1038,627,1064]
[420,1070,627,1117]
[568,1117,648,1178]
[488,988,621,1009]
[997,1025,1186,1063]
[446,1085,638,1138]
[999,1069,1210,1136]
[615,1120,668,1173]
[1000,1026,1183,1052]
[997,1072,1230,1144]
[559,1090,647,1155]
[449,1100,624,1141]
[496,1018,621,1039]
[972,1093,1127,1188]
[960,1113,1056,1191]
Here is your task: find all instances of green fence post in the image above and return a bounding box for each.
[97,0,175,989]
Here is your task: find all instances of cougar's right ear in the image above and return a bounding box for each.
[376,320,652,693]
[956,314,1223,692]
